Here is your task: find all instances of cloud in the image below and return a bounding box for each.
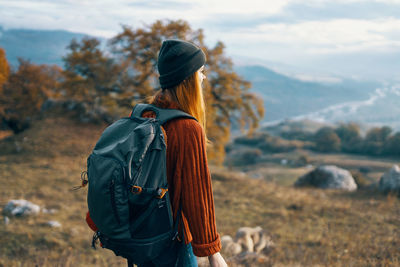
[0,0,291,35]
[220,18,400,55]
[279,1,400,22]
[0,0,198,37]
[193,0,290,15]
[293,0,400,5]
[294,74,343,83]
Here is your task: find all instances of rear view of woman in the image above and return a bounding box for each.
[142,39,227,267]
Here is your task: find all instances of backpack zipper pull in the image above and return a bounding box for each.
[71,171,88,191]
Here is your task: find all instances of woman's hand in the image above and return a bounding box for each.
[208,252,228,267]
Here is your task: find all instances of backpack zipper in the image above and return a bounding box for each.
[110,179,121,225]
[131,165,142,185]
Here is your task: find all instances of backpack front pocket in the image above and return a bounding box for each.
[87,153,130,239]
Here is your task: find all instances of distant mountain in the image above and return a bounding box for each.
[0,27,96,67]
[235,65,380,123]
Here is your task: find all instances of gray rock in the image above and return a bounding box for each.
[295,165,357,191]
[379,165,400,194]
[3,199,41,216]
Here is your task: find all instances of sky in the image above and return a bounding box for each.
[1,0,400,82]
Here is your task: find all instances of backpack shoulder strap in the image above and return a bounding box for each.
[131,103,197,125]
[131,103,153,119]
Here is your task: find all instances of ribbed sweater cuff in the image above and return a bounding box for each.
[191,234,222,257]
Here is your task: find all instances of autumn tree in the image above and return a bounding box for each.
[62,37,125,122]
[1,59,62,133]
[63,20,264,163]
[0,48,9,88]
[0,47,10,125]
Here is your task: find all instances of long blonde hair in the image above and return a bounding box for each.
[150,70,208,141]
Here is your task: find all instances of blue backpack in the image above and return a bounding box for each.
[85,104,196,266]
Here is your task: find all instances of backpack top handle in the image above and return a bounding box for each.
[131,103,197,125]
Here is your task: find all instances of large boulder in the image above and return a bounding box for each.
[3,199,40,216]
[379,165,400,195]
[295,165,357,191]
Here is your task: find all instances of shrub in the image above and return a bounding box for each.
[294,154,310,166]
[313,127,341,152]
[335,122,363,153]
[362,126,392,156]
[382,132,400,156]
[227,148,262,166]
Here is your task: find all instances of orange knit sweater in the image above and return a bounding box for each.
[86,94,221,257]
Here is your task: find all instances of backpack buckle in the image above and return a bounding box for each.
[156,188,168,199]
[172,231,182,242]
[131,185,143,194]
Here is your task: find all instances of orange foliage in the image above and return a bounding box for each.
[1,59,62,132]
[0,47,10,88]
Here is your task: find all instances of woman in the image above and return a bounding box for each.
[87,39,227,267]
[144,39,227,267]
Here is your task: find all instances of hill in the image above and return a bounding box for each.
[235,65,380,123]
[0,114,399,266]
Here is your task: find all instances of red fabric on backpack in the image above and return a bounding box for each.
[86,211,98,232]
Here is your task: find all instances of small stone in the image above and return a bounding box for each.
[305,164,313,169]
[14,141,22,153]
[4,216,10,225]
[42,208,57,214]
[47,220,61,228]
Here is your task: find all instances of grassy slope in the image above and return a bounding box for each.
[0,116,399,267]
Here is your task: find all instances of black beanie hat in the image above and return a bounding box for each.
[157,39,206,89]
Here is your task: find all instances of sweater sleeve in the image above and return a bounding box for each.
[172,119,221,257]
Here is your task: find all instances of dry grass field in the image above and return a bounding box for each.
[0,115,399,266]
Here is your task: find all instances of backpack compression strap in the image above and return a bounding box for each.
[131,103,197,125]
